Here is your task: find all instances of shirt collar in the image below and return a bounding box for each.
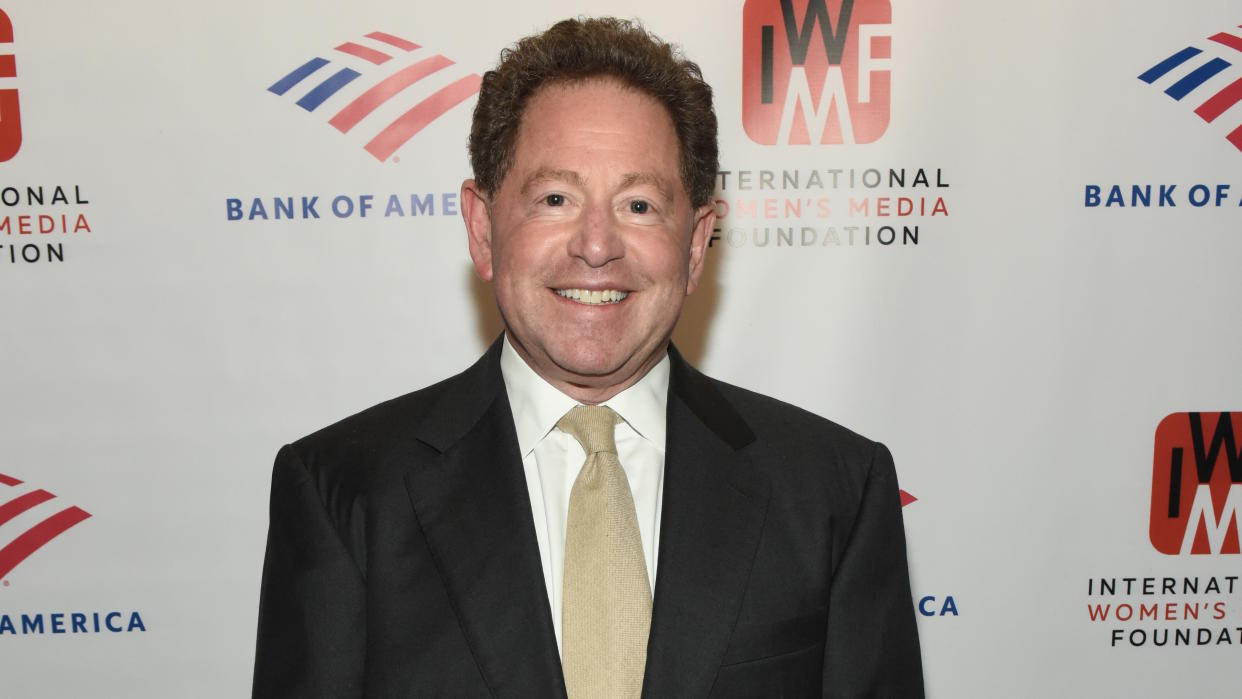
[499,334,669,457]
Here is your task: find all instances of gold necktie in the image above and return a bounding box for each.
[558,405,651,699]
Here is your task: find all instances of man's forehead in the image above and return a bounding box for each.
[519,168,586,195]
[499,81,685,201]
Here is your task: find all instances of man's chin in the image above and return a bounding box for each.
[548,346,652,388]
[553,357,631,385]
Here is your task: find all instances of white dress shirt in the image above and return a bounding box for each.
[499,336,667,655]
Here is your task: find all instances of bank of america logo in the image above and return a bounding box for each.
[268,31,481,162]
[0,472,91,580]
[1139,24,1242,153]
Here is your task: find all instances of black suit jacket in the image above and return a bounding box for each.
[253,340,923,697]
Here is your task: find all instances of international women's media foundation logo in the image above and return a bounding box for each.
[741,0,892,145]
[1150,412,1242,555]
[0,471,90,582]
[0,8,21,162]
[268,30,481,163]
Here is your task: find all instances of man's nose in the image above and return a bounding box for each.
[567,202,625,267]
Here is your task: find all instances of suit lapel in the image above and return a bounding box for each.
[642,348,771,698]
[403,341,566,698]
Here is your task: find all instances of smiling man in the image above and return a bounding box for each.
[462,78,711,405]
[254,17,923,699]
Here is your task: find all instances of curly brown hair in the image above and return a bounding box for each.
[468,17,718,208]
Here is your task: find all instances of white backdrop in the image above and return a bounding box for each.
[2,1,1241,696]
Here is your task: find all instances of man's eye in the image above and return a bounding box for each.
[629,200,650,214]
[544,194,565,206]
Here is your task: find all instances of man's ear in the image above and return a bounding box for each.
[460,179,494,282]
[685,203,716,295]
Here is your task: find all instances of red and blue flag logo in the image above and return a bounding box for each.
[1139,24,1242,153]
[0,471,90,581]
[268,31,480,162]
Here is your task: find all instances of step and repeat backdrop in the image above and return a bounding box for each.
[2,0,1240,696]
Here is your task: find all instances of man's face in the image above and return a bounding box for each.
[462,78,714,402]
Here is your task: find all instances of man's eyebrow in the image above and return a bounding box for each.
[519,168,586,196]
[619,172,674,205]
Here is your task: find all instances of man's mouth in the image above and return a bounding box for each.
[554,288,628,305]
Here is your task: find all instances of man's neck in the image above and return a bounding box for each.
[504,334,669,405]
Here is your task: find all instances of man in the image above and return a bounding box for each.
[254,17,923,698]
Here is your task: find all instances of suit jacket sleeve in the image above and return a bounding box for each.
[253,444,366,698]
[822,442,924,697]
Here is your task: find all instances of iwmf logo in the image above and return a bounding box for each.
[0,8,20,162]
[1150,412,1242,555]
[742,0,892,145]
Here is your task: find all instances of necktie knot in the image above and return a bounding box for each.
[557,405,620,455]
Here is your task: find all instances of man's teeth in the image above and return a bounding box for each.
[555,288,628,305]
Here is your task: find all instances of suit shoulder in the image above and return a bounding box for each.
[691,372,899,529]
[275,352,501,496]
[293,372,457,455]
[690,374,894,506]
[701,373,887,474]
